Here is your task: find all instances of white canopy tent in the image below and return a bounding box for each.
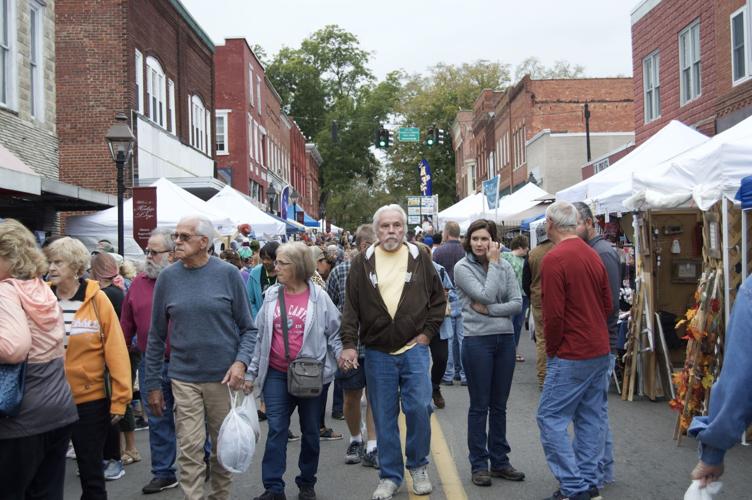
[557,120,708,208]
[319,220,343,235]
[66,178,236,258]
[459,183,550,232]
[438,192,488,227]
[625,114,752,212]
[207,185,286,237]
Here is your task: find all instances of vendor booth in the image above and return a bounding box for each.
[206,185,286,237]
[66,178,235,259]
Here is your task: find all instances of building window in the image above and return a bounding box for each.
[467,163,476,194]
[216,110,229,155]
[135,49,144,113]
[249,64,254,106]
[1,0,16,109]
[146,56,166,128]
[679,20,701,105]
[167,79,176,133]
[29,1,43,120]
[189,94,210,155]
[731,7,748,84]
[643,51,661,123]
[256,75,262,109]
[513,126,526,170]
[594,158,610,173]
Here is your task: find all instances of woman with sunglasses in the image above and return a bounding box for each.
[246,242,342,500]
[454,219,524,488]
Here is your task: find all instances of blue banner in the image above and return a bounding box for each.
[483,176,500,210]
[419,159,432,196]
[280,186,289,220]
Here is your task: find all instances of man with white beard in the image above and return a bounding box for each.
[121,228,180,494]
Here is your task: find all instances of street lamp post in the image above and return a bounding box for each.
[267,183,278,216]
[105,113,135,257]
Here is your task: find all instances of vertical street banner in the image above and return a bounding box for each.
[418,159,433,196]
[483,175,500,210]
[132,186,157,250]
[280,186,289,220]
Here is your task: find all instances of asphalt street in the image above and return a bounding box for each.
[63,336,752,499]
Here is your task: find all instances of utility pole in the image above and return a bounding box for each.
[584,102,592,162]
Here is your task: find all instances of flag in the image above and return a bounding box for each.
[419,159,432,196]
[483,176,500,210]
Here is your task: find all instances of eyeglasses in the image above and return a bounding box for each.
[273,260,292,267]
[170,232,199,242]
[145,248,170,257]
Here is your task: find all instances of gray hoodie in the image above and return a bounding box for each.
[454,252,522,337]
[247,280,342,397]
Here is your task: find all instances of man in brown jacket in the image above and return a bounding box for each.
[340,204,446,500]
[523,224,555,389]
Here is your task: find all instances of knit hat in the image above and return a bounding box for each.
[423,236,434,247]
[237,247,253,260]
[90,252,120,284]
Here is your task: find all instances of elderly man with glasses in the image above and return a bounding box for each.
[144,216,257,500]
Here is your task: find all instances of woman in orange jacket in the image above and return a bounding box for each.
[45,237,132,497]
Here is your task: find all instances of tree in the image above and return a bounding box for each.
[386,61,511,210]
[514,56,586,82]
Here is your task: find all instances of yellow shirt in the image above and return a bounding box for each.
[374,244,415,355]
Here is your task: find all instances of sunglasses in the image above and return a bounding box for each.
[145,248,170,257]
[170,232,200,242]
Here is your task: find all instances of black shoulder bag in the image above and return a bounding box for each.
[279,290,323,398]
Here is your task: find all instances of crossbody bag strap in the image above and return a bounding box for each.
[278,288,291,362]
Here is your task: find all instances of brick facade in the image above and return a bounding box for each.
[451,110,475,199]
[56,0,215,196]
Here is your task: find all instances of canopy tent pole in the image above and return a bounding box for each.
[722,197,731,329]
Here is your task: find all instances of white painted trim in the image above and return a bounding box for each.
[0,0,18,111]
[135,49,144,114]
[167,78,175,134]
[29,0,44,121]
[631,0,661,25]
[731,6,750,86]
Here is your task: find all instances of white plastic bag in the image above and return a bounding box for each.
[236,390,261,443]
[684,480,722,500]
[217,389,257,473]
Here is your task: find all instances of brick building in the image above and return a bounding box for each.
[459,76,634,198]
[56,0,216,200]
[1,0,113,232]
[305,144,322,219]
[451,110,475,199]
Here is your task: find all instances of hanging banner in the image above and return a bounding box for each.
[418,159,433,196]
[483,175,500,210]
[280,186,289,220]
[132,186,157,250]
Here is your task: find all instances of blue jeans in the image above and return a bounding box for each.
[512,295,530,348]
[138,357,177,481]
[597,353,616,486]
[537,355,610,497]
[365,345,432,485]
[442,316,465,382]
[462,334,516,472]
[261,369,321,493]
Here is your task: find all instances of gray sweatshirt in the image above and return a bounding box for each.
[454,252,522,337]
[144,257,257,391]
[588,235,621,350]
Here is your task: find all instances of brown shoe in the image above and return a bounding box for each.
[471,470,492,487]
[490,465,525,481]
[432,389,445,409]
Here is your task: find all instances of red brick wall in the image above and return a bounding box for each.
[290,123,308,213]
[714,0,752,128]
[57,0,215,195]
[632,0,718,143]
[56,0,129,193]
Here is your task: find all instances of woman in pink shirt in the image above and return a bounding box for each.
[246,242,342,500]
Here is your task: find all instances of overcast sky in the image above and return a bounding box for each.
[180,0,639,80]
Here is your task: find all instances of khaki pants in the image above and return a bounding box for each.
[171,380,232,500]
[532,305,547,388]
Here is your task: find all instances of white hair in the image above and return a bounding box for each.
[150,227,175,252]
[546,201,578,233]
[372,204,407,231]
[179,215,218,240]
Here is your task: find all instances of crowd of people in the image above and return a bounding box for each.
[1,199,750,500]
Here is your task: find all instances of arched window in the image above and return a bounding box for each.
[146,56,166,128]
[189,94,211,155]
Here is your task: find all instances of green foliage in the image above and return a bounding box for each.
[514,56,586,82]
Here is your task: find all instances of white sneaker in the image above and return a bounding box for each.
[371,479,400,500]
[66,442,76,459]
[409,465,433,495]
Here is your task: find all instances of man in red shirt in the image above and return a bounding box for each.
[536,201,612,500]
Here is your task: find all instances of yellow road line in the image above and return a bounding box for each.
[398,412,424,500]
[430,414,468,500]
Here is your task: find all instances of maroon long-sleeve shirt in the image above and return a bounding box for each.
[121,273,170,357]
[541,237,611,360]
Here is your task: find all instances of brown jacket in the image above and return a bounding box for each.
[340,242,446,353]
[528,240,555,309]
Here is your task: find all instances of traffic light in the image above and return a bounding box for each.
[375,126,390,149]
[425,126,435,146]
[437,128,445,145]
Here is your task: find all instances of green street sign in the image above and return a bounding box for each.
[399,127,420,142]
